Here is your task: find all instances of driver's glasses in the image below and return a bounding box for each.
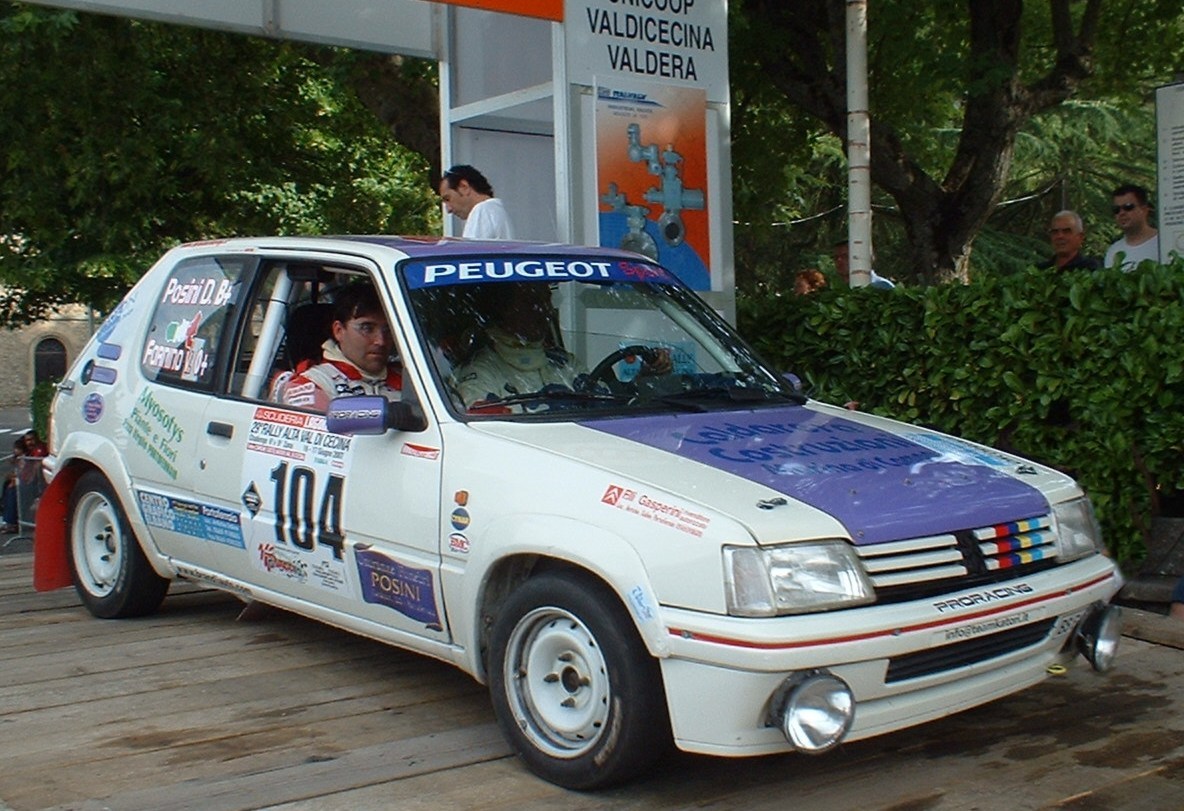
[349,319,392,340]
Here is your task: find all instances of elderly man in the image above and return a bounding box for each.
[1104,183,1159,270]
[1038,210,1100,271]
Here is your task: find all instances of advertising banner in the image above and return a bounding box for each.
[595,79,709,289]
[1156,82,1184,263]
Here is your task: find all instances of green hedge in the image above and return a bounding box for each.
[738,259,1184,566]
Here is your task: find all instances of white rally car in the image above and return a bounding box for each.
[36,236,1122,789]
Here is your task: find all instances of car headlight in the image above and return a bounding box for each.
[1052,497,1104,563]
[723,541,875,617]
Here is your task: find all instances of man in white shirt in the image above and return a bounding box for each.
[1104,183,1159,270]
[438,164,515,239]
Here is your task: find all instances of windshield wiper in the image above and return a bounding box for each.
[474,389,629,410]
[657,384,805,410]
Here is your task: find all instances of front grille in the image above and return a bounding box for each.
[885,617,1056,682]
[855,514,1060,604]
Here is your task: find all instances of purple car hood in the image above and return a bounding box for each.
[580,405,1049,546]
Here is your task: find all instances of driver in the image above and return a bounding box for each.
[450,283,580,409]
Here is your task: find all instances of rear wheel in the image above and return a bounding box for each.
[488,570,669,789]
[68,471,168,618]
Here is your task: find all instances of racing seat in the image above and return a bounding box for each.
[269,302,334,402]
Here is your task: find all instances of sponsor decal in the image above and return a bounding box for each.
[259,542,308,583]
[96,293,136,343]
[448,533,470,554]
[932,583,1035,614]
[174,564,253,598]
[402,257,674,289]
[82,392,104,423]
[600,483,710,537]
[582,407,1049,545]
[401,443,441,460]
[629,585,655,622]
[137,491,245,549]
[902,432,1012,469]
[942,611,1032,642]
[241,483,261,516]
[97,343,122,360]
[123,388,185,480]
[354,546,442,627]
[451,508,471,530]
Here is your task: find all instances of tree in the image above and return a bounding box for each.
[731,0,1183,286]
[0,4,439,324]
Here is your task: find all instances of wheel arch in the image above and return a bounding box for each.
[33,443,170,591]
[462,517,670,684]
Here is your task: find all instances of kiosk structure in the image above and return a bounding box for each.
[25,0,736,316]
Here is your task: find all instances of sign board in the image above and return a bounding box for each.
[565,0,729,103]
[1157,82,1184,263]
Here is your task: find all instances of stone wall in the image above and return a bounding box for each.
[0,305,95,407]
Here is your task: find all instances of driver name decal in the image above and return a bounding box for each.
[354,546,442,628]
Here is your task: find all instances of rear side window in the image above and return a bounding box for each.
[140,255,247,390]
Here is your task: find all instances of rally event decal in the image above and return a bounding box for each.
[241,406,355,596]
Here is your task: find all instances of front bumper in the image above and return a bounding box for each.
[656,557,1121,756]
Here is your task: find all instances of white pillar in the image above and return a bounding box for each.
[846,0,872,287]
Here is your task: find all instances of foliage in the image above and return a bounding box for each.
[728,0,1183,288]
[738,260,1184,566]
[0,4,439,324]
[30,380,55,440]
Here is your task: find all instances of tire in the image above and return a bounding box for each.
[68,471,169,618]
[488,570,669,790]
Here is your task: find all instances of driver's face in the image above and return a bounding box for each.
[492,287,552,344]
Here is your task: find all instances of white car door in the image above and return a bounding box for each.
[190,256,450,644]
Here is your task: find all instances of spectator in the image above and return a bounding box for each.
[1038,210,1100,271]
[438,165,515,239]
[833,241,895,289]
[1171,576,1184,621]
[793,268,828,295]
[281,284,402,411]
[1104,183,1159,270]
[1,437,24,533]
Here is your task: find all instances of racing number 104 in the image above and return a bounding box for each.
[269,461,345,560]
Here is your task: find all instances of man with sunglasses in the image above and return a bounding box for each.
[282,283,402,411]
[1104,183,1159,271]
[438,164,515,240]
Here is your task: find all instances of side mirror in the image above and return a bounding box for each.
[326,395,427,435]
[782,372,803,393]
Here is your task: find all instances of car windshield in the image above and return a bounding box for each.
[400,254,799,417]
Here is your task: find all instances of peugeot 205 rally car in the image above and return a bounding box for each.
[35,236,1122,789]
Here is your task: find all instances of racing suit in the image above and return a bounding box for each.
[280,339,401,411]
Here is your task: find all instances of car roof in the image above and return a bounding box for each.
[175,235,651,263]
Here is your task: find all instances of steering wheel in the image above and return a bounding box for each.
[582,344,658,393]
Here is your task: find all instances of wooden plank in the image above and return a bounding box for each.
[42,724,513,811]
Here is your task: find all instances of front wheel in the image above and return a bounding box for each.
[68,471,169,618]
[488,570,669,789]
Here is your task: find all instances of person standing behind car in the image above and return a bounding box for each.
[438,165,515,239]
[1038,210,1101,271]
[1104,183,1159,270]
[282,283,402,411]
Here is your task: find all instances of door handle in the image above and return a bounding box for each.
[207,421,234,438]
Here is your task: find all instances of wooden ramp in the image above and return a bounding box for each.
[3,550,1184,811]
